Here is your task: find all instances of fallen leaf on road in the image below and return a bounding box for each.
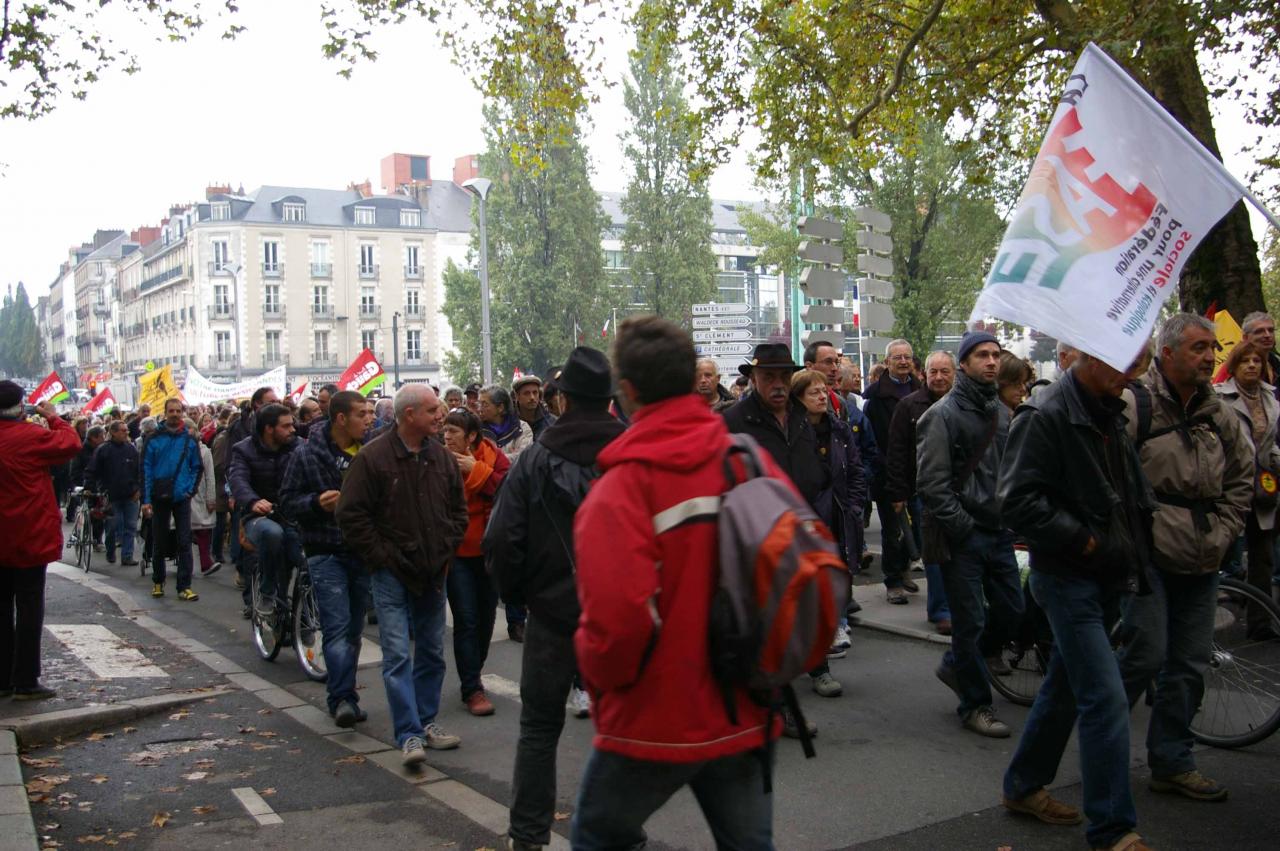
[40,823,60,831]
[89,776,108,785]
[210,713,231,719]
[27,776,71,796]
[334,755,366,765]
[125,753,159,766]
[75,835,105,844]
[181,772,208,781]
[257,708,273,715]
[22,757,62,768]
[168,710,190,721]
[287,748,302,755]
[248,743,277,751]
[554,812,570,821]
[150,812,170,828]
[117,833,136,840]
[121,727,136,734]
[260,787,276,796]
[158,786,179,793]
[84,733,113,742]
[237,726,256,734]
[192,805,217,815]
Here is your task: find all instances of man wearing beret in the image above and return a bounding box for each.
[916,331,1025,738]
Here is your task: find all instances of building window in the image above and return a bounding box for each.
[264,284,280,313]
[603,250,627,270]
[263,241,280,274]
[212,240,231,272]
[311,240,331,277]
[215,331,232,361]
[400,208,421,228]
[210,202,230,221]
[360,287,376,314]
[282,202,306,223]
[405,244,421,277]
[213,284,231,316]
[405,289,420,314]
[359,244,376,277]
[361,330,376,353]
[265,330,281,361]
[312,285,329,313]
[354,206,376,226]
[314,330,330,361]
[406,330,422,360]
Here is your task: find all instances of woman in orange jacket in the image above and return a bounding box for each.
[443,408,511,716]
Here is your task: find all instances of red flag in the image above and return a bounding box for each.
[81,388,117,418]
[601,318,611,338]
[337,349,387,396]
[289,381,309,404]
[28,372,70,406]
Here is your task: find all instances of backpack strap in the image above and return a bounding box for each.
[1130,381,1154,445]
[955,410,998,488]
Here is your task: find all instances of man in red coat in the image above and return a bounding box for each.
[0,381,81,700]
[572,317,784,850]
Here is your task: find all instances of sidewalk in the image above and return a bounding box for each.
[849,576,951,646]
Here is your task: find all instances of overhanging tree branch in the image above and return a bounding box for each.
[843,0,946,138]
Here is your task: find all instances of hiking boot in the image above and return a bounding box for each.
[782,709,818,739]
[13,684,56,701]
[1002,788,1083,825]
[424,722,461,750]
[567,686,591,719]
[900,576,920,593]
[465,691,495,716]
[1092,831,1155,851]
[151,583,164,598]
[177,588,199,602]
[986,654,1012,676]
[963,706,1011,738]
[334,701,359,729]
[811,672,843,697]
[935,663,961,699]
[402,736,427,766]
[886,587,909,605]
[508,622,526,643]
[1149,770,1228,801]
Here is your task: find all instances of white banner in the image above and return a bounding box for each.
[970,43,1244,371]
[182,365,287,404]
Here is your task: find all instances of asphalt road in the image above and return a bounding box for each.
[10,519,1280,850]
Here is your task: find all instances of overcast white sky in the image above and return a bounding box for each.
[0,0,1271,295]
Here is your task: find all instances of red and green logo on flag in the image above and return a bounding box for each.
[338,349,387,397]
[28,372,70,406]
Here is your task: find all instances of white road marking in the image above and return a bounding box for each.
[480,673,522,703]
[231,787,284,826]
[44,624,167,678]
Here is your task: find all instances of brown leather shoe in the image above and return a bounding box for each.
[1003,788,1083,825]
[465,691,495,716]
[934,619,953,635]
[1093,831,1155,851]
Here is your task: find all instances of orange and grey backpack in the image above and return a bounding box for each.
[708,433,851,775]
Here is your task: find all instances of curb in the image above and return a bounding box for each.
[849,616,952,646]
[0,687,236,748]
[0,730,37,851]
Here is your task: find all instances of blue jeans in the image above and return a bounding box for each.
[106,498,139,562]
[571,748,774,851]
[506,603,527,627]
[309,553,370,714]
[445,555,498,700]
[925,563,951,623]
[151,498,193,591]
[244,515,305,606]
[1118,569,1218,777]
[940,528,1024,716]
[1004,572,1134,848]
[370,568,447,747]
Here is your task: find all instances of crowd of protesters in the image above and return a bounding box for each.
[3,307,1280,851]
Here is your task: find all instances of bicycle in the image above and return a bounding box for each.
[244,518,327,682]
[65,487,99,573]
[990,563,1280,749]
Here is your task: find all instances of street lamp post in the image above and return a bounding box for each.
[462,177,494,386]
[217,263,245,381]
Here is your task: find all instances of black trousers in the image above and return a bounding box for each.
[509,615,578,846]
[0,565,48,691]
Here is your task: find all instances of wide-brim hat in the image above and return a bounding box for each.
[557,346,614,400]
[739,343,800,377]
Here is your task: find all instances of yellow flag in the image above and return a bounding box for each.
[138,364,178,411]
[1213,310,1243,382]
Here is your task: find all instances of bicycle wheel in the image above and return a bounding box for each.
[250,562,284,662]
[1190,576,1280,748]
[990,640,1050,707]
[292,572,327,682]
[76,506,92,573]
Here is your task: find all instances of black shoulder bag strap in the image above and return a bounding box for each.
[956,410,999,488]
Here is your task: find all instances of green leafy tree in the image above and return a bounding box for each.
[618,24,716,318]
[1263,230,1280,315]
[0,283,44,377]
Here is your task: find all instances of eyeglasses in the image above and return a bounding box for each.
[887,354,913,363]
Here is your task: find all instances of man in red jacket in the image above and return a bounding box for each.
[572,317,782,850]
[0,381,82,700]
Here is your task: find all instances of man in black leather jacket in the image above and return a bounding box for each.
[916,331,1024,738]
[483,347,626,851]
[998,354,1155,851]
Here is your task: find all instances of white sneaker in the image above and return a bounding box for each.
[834,624,852,650]
[910,558,926,573]
[402,736,427,766]
[568,686,591,719]
[424,722,461,750]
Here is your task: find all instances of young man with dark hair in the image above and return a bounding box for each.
[229,402,303,624]
[316,383,341,419]
[142,399,204,600]
[280,390,373,728]
[486,347,627,851]
[570,316,783,849]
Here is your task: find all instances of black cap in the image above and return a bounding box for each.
[464,382,482,396]
[0,380,22,409]
[557,347,613,400]
[739,343,800,377]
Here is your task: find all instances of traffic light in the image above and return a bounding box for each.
[88,379,97,394]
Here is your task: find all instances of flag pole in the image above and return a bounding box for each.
[1086,43,1280,233]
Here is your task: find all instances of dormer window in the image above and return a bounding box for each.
[210,202,230,221]
[282,202,306,223]
[400,208,422,227]
[354,206,376,226]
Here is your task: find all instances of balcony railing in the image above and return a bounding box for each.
[211,359,237,372]
[92,302,111,316]
[262,304,286,320]
[359,304,381,321]
[140,264,186,292]
[358,264,379,280]
[312,355,340,367]
[208,304,235,321]
[310,263,332,278]
[262,263,283,277]
[403,304,424,320]
[208,262,235,276]
[311,304,335,320]
[404,353,423,365]
[262,354,289,368]
[404,265,423,279]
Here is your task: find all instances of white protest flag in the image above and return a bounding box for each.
[970,43,1252,371]
[181,365,288,404]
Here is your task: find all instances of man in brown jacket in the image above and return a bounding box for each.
[337,384,468,766]
[1119,313,1253,802]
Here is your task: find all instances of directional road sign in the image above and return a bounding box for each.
[855,231,894,253]
[693,328,753,342]
[797,216,844,241]
[853,206,892,233]
[692,302,751,316]
[799,267,846,300]
[693,315,751,328]
[696,343,753,357]
[859,302,896,333]
[857,254,894,278]
[801,304,846,326]
[798,240,843,266]
[855,277,896,300]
